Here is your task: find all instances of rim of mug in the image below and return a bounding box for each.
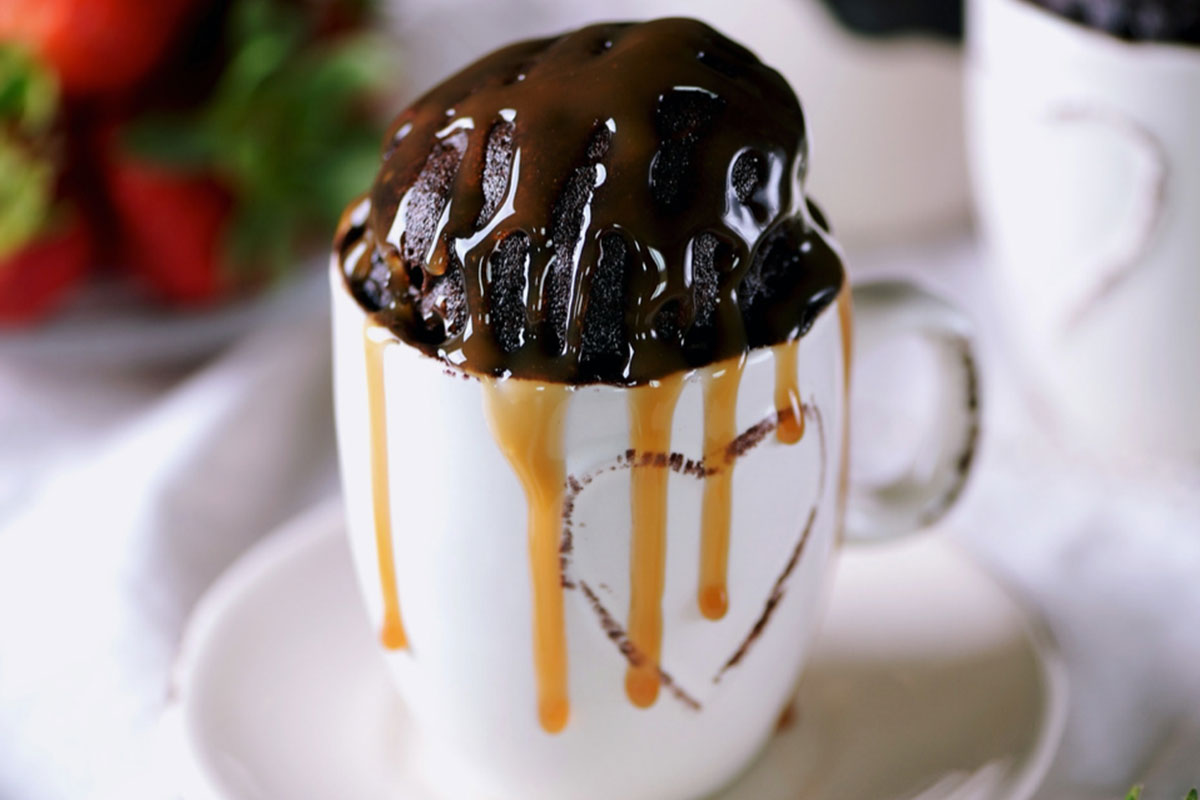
[331,255,850,391]
[978,0,1200,64]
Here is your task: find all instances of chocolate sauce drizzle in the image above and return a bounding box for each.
[335,17,844,384]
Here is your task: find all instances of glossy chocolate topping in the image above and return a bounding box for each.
[335,17,844,384]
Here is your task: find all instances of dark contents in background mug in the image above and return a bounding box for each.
[1026,0,1200,44]
[818,0,964,39]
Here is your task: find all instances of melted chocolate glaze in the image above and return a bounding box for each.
[335,17,845,385]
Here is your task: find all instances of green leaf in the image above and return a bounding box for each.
[0,44,58,134]
[1126,787,1200,800]
[125,0,398,278]
[0,135,54,258]
[310,129,381,221]
[123,117,216,168]
[0,46,60,257]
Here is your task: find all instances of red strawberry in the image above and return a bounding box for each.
[0,213,90,325]
[0,0,196,96]
[106,159,234,306]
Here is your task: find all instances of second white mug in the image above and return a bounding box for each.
[968,0,1200,463]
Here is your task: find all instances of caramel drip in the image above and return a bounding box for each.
[836,288,854,532]
[364,322,407,650]
[698,356,745,620]
[773,340,805,444]
[481,379,572,733]
[625,374,685,708]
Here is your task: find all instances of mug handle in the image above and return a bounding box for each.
[844,280,981,542]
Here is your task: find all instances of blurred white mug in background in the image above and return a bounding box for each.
[387,0,969,246]
[968,0,1200,463]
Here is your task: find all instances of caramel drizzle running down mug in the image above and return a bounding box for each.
[334,269,978,800]
[331,17,981,800]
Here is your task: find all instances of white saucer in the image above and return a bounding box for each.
[162,501,1067,800]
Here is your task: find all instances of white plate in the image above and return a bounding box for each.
[0,267,327,370]
[161,501,1067,800]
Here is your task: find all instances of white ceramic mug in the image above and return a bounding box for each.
[332,267,980,799]
[968,0,1200,463]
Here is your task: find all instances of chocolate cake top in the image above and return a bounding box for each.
[335,17,844,384]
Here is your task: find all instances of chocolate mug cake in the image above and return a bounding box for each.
[332,16,979,799]
[336,17,846,733]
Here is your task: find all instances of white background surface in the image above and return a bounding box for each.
[1,236,1197,799]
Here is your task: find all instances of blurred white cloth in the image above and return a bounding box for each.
[0,299,337,799]
[0,240,1198,800]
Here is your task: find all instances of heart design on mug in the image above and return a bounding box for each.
[1041,104,1168,333]
[559,401,830,711]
